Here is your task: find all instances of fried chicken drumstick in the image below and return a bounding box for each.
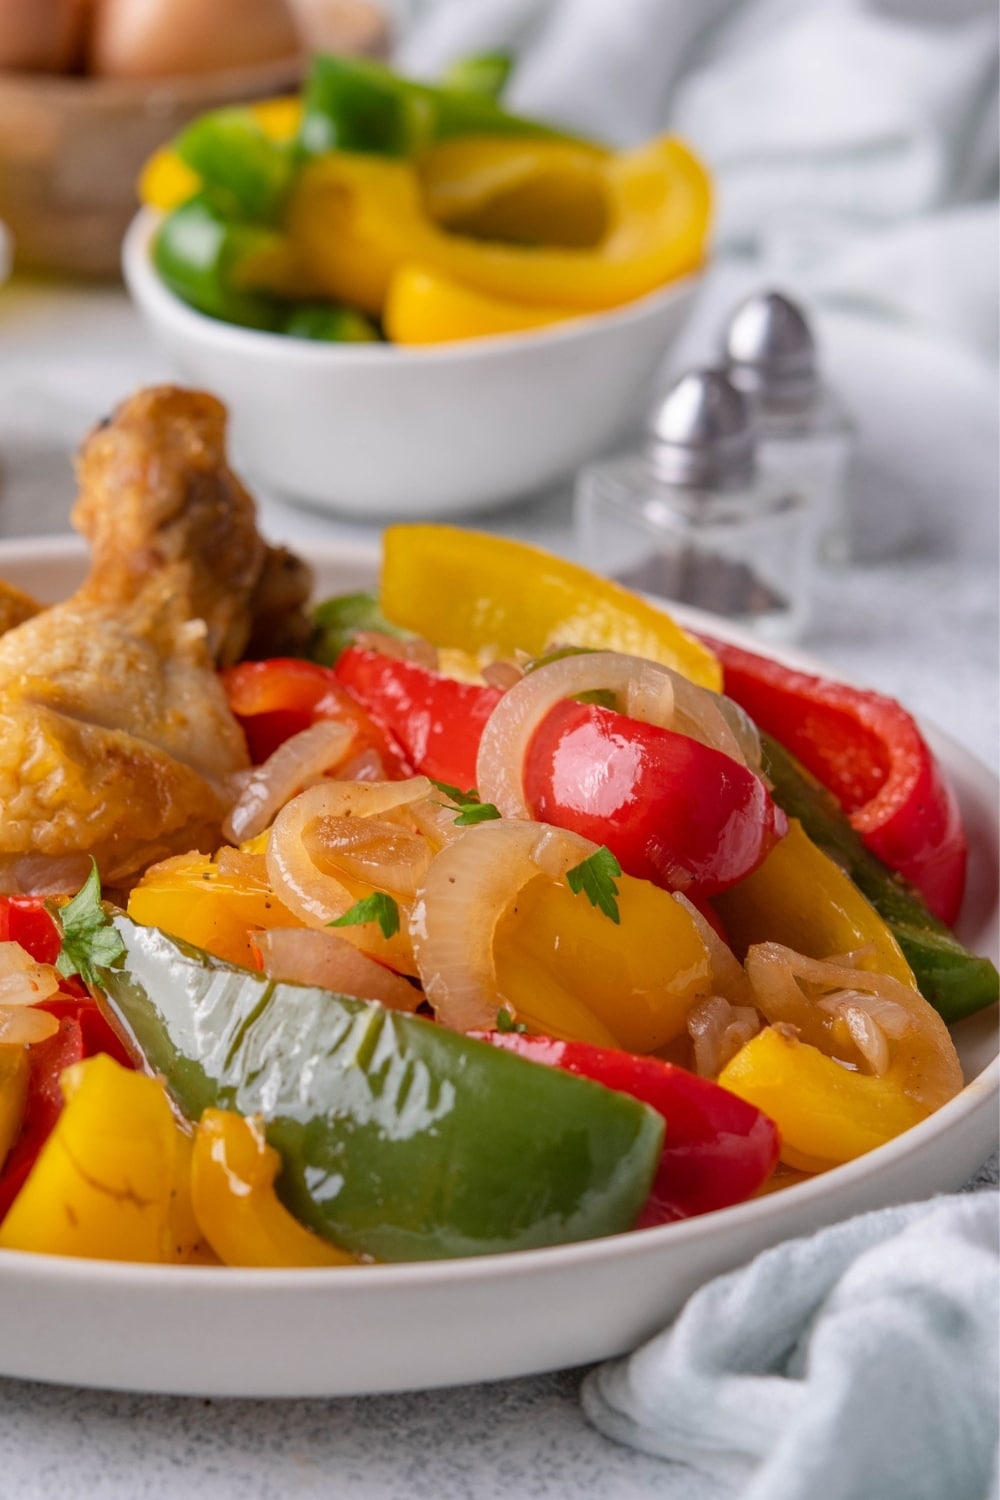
[0,387,313,894]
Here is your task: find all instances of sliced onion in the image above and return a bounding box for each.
[304,817,431,899]
[255,928,419,1012]
[0,853,94,897]
[410,818,596,1032]
[0,942,62,1006]
[476,650,753,821]
[687,994,760,1078]
[224,720,354,843]
[745,941,962,1109]
[672,893,752,1006]
[266,779,429,925]
[0,1005,60,1045]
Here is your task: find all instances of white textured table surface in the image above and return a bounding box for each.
[0,273,996,1500]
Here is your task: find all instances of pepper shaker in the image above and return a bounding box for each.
[574,368,814,642]
[722,291,855,565]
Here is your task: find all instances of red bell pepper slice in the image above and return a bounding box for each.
[334,647,785,897]
[0,896,61,967]
[221,657,413,775]
[702,635,968,925]
[523,698,787,898]
[334,646,503,789]
[479,1032,781,1224]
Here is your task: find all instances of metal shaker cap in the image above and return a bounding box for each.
[722,291,817,404]
[646,368,756,488]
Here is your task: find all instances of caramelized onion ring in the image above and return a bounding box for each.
[224,720,354,844]
[410,818,596,1032]
[255,928,419,1012]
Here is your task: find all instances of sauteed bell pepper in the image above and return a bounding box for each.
[0,1055,182,1262]
[222,657,412,771]
[761,735,998,1023]
[99,919,664,1261]
[379,525,722,689]
[190,1109,356,1268]
[703,634,968,925]
[481,1033,781,1222]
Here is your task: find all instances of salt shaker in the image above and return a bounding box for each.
[722,291,855,565]
[574,368,814,642]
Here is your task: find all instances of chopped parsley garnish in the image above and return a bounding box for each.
[495,1009,527,1034]
[47,860,126,987]
[429,779,502,826]
[329,892,401,940]
[565,846,623,924]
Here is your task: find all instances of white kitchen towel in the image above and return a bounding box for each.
[581,1191,1000,1500]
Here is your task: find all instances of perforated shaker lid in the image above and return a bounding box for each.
[646,368,756,487]
[722,290,818,404]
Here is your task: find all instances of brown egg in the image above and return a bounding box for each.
[88,0,303,79]
[286,0,390,57]
[0,0,89,73]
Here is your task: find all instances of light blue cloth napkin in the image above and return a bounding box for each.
[581,1192,1000,1500]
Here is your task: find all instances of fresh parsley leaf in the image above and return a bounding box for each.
[495,1009,527,1034]
[565,846,623,924]
[428,778,502,827]
[47,860,126,987]
[329,892,400,940]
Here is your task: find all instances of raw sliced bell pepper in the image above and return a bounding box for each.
[379,525,721,689]
[718,1026,928,1172]
[140,97,302,214]
[481,1032,780,1222]
[172,106,296,223]
[98,919,664,1261]
[282,304,380,343]
[416,136,609,246]
[714,818,916,988]
[152,192,287,331]
[191,1109,356,1267]
[524,697,787,898]
[385,262,575,344]
[334,646,502,788]
[282,132,709,317]
[298,53,577,160]
[440,52,514,102]
[0,1054,181,1262]
[703,634,968,925]
[221,656,413,771]
[761,734,998,1023]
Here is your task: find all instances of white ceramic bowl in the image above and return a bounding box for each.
[123,209,701,520]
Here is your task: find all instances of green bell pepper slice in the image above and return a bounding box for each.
[762,734,999,1024]
[173,106,296,224]
[441,52,514,101]
[282,304,381,343]
[152,193,286,331]
[298,53,582,160]
[98,920,664,1262]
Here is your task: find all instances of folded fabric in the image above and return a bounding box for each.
[581,1191,999,1500]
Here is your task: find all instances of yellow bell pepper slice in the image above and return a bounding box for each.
[719,1026,929,1170]
[417,135,609,246]
[0,1043,28,1174]
[380,524,722,689]
[282,133,710,317]
[128,849,304,968]
[0,1055,181,1262]
[714,819,916,987]
[191,1109,356,1268]
[385,262,576,344]
[495,871,711,1052]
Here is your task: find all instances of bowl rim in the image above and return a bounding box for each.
[122,207,703,368]
[0,56,304,107]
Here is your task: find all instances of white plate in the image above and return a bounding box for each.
[0,537,996,1398]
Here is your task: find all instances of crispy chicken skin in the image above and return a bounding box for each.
[0,386,311,894]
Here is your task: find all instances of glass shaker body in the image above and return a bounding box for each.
[575,452,813,643]
[751,385,855,566]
